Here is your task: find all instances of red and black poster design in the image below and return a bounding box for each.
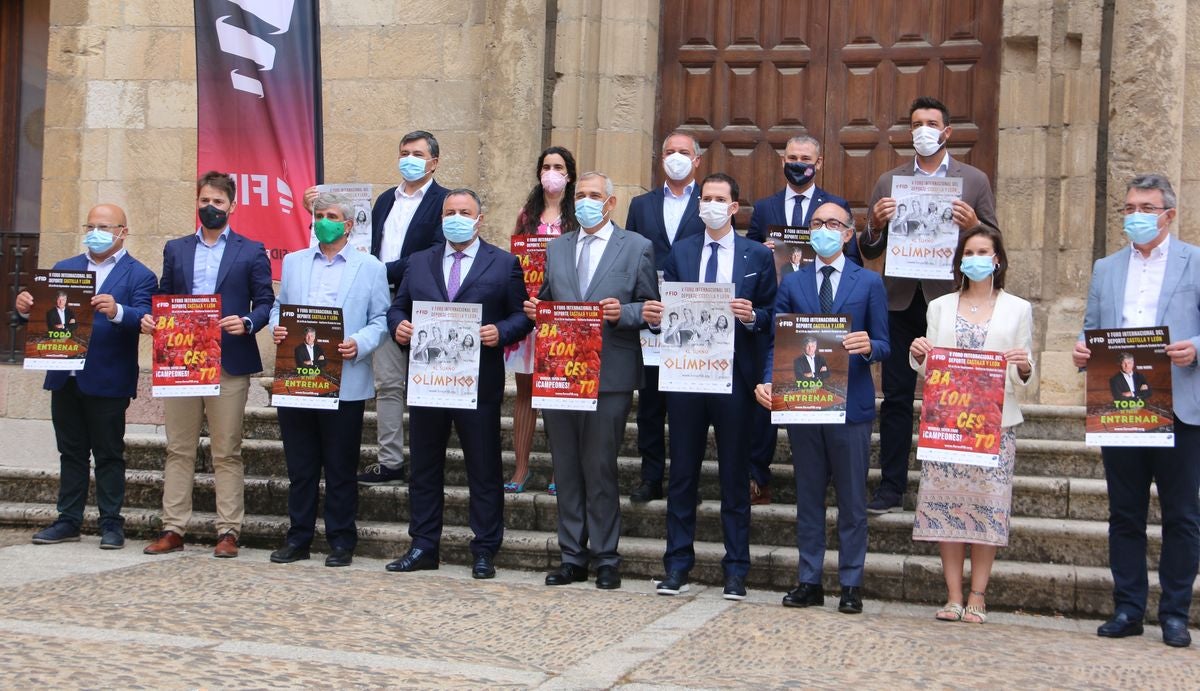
[272,304,343,410]
[916,347,1006,467]
[1084,327,1174,447]
[532,301,602,411]
[23,269,96,370]
[151,295,222,397]
[194,0,322,278]
[769,314,850,424]
[511,235,551,300]
[767,225,815,286]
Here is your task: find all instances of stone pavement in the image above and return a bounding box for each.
[0,528,1195,690]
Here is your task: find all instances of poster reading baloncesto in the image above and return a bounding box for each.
[151,295,222,397]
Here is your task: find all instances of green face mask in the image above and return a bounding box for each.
[314,217,347,244]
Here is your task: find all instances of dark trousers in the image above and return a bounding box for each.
[663,386,753,578]
[636,366,667,486]
[788,420,871,586]
[278,400,365,551]
[1102,417,1200,621]
[408,402,504,557]
[876,292,927,501]
[748,397,777,487]
[50,378,130,529]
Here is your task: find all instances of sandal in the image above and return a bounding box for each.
[935,602,964,621]
[963,590,987,624]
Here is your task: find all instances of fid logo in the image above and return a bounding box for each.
[213,0,295,98]
[1088,336,1106,345]
[228,172,294,214]
[33,275,47,283]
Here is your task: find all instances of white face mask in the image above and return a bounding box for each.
[698,201,731,230]
[912,125,945,157]
[663,152,694,181]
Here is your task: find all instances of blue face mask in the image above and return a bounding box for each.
[575,197,609,229]
[83,229,115,254]
[809,228,843,259]
[398,155,427,182]
[442,214,478,244]
[1123,212,1162,245]
[960,255,997,282]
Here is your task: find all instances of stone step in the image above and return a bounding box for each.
[1,499,1193,626]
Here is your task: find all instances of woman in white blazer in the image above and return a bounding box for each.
[909,226,1034,624]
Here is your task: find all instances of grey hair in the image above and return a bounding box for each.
[661,130,702,156]
[786,135,821,154]
[313,192,356,220]
[1128,173,1177,209]
[578,171,614,197]
[444,187,484,214]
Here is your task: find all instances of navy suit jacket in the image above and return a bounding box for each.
[663,233,777,392]
[370,180,449,290]
[40,253,157,398]
[746,186,861,266]
[766,259,890,424]
[625,185,707,270]
[158,229,275,376]
[387,239,534,404]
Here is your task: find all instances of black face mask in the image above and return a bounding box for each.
[784,162,816,188]
[198,204,228,230]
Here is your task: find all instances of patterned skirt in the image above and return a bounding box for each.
[912,427,1017,547]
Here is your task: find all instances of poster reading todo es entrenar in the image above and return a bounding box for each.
[151,295,222,397]
[769,314,850,424]
[23,269,96,370]
[1084,327,1174,447]
[885,176,963,280]
[272,305,343,410]
[916,347,1006,468]
[532,301,602,411]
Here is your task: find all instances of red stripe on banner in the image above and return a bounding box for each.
[194,0,322,278]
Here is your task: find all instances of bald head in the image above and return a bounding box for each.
[83,204,129,260]
[811,201,851,226]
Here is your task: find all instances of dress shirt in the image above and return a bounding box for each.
[804,354,817,373]
[785,184,812,226]
[575,222,614,291]
[380,178,434,264]
[814,252,847,297]
[443,237,481,295]
[914,151,950,178]
[1122,371,1136,393]
[192,227,229,295]
[304,343,316,361]
[1121,234,1170,328]
[698,230,735,284]
[307,244,352,307]
[88,248,127,323]
[662,181,694,245]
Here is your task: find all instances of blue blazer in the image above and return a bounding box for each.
[662,233,777,392]
[387,239,534,404]
[269,246,391,401]
[158,229,275,376]
[625,185,707,270]
[1083,238,1200,424]
[746,186,861,266]
[370,180,449,290]
[39,252,157,398]
[766,260,890,424]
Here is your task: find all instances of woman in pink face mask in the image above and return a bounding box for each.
[504,146,580,494]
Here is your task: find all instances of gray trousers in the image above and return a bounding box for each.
[373,341,408,470]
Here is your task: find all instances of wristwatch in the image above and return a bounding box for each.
[242,317,253,332]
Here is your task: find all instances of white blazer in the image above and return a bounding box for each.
[909,289,1035,427]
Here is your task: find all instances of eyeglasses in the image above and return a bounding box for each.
[81,224,126,232]
[809,218,851,231]
[1118,205,1169,215]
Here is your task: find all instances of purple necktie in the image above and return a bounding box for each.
[447,251,466,300]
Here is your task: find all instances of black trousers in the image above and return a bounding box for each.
[278,400,365,551]
[876,291,927,501]
[50,378,130,529]
[636,365,667,486]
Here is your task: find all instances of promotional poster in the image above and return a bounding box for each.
[884,176,963,280]
[916,347,1006,467]
[271,304,343,410]
[769,314,850,423]
[511,235,552,300]
[532,301,603,410]
[658,282,736,393]
[311,183,372,253]
[640,270,666,367]
[23,269,96,371]
[151,295,222,397]
[1084,327,1175,447]
[407,301,483,410]
[767,225,815,286]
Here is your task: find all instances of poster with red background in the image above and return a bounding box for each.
[511,235,551,299]
[916,347,1006,467]
[532,302,602,411]
[152,295,222,397]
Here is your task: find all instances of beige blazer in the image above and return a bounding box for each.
[909,289,1034,427]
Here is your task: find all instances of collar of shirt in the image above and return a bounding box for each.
[194,226,230,247]
[444,236,481,260]
[818,253,847,277]
[1131,232,1171,262]
[784,184,812,205]
[913,151,950,177]
[583,221,615,244]
[662,181,694,200]
[703,229,735,253]
[87,248,126,270]
[395,177,434,201]
[312,242,353,266]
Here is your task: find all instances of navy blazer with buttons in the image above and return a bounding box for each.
[746,186,861,266]
[625,185,707,270]
[370,180,449,290]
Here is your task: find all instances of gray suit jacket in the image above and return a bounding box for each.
[538,222,659,393]
[858,157,998,310]
[1083,237,1200,425]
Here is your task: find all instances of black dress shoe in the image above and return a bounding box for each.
[1097,611,1144,638]
[385,547,439,572]
[270,543,310,564]
[472,553,496,579]
[325,548,353,567]
[630,482,663,504]
[838,586,863,614]
[655,570,690,596]
[595,565,622,590]
[782,582,824,608]
[723,574,747,601]
[1160,617,1192,648]
[545,563,588,586]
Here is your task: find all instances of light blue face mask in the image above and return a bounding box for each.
[398,155,427,182]
[442,214,478,244]
[960,255,997,282]
[83,229,115,254]
[809,228,843,258]
[1123,212,1163,245]
[575,197,609,228]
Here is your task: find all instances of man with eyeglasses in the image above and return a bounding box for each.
[15,204,157,549]
[1074,173,1200,648]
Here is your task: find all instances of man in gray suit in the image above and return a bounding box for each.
[524,171,659,590]
[1074,173,1200,649]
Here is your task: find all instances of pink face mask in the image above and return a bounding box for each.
[540,170,568,194]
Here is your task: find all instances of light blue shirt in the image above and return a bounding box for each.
[192,227,229,295]
[443,237,481,295]
[308,244,352,307]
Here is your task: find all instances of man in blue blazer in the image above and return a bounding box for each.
[643,173,776,600]
[141,171,274,558]
[18,204,156,549]
[383,188,533,579]
[266,192,390,568]
[625,130,707,504]
[1074,174,1200,648]
[756,201,890,615]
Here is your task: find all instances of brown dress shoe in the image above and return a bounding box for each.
[143,530,184,555]
[213,532,239,558]
[750,480,772,506]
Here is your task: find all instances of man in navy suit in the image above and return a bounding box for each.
[643,173,776,600]
[745,135,858,506]
[17,204,156,549]
[756,201,890,615]
[384,188,533,579]
[625,130,707,504]
[142,171,274,558]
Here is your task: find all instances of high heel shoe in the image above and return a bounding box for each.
[547,482,556,496]
[504,473,530,494]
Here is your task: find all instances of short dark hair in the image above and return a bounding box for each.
[700,173,739,202]
[197,170,236,200]
[909,96,950,126]
[952,225,1008,290]
[400,130,440,159]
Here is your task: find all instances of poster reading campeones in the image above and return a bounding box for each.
[272,305,343,410]
[916,347,1006,468]
[769,314,850,423]
[1084,327,1174,447]
[532,301,602,411]
[407,301,483,410]
[23,269,96,370]
[151,295,222,397]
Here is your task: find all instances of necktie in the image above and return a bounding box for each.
[819,265,835,313]
[704,241,720,283]
[791,193,805,227]
[577,234,596,297]
[447,251,466,301]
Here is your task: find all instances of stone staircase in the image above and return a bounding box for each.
[0,379,1194,625]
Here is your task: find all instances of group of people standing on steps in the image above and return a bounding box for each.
[16,95,1198,647]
